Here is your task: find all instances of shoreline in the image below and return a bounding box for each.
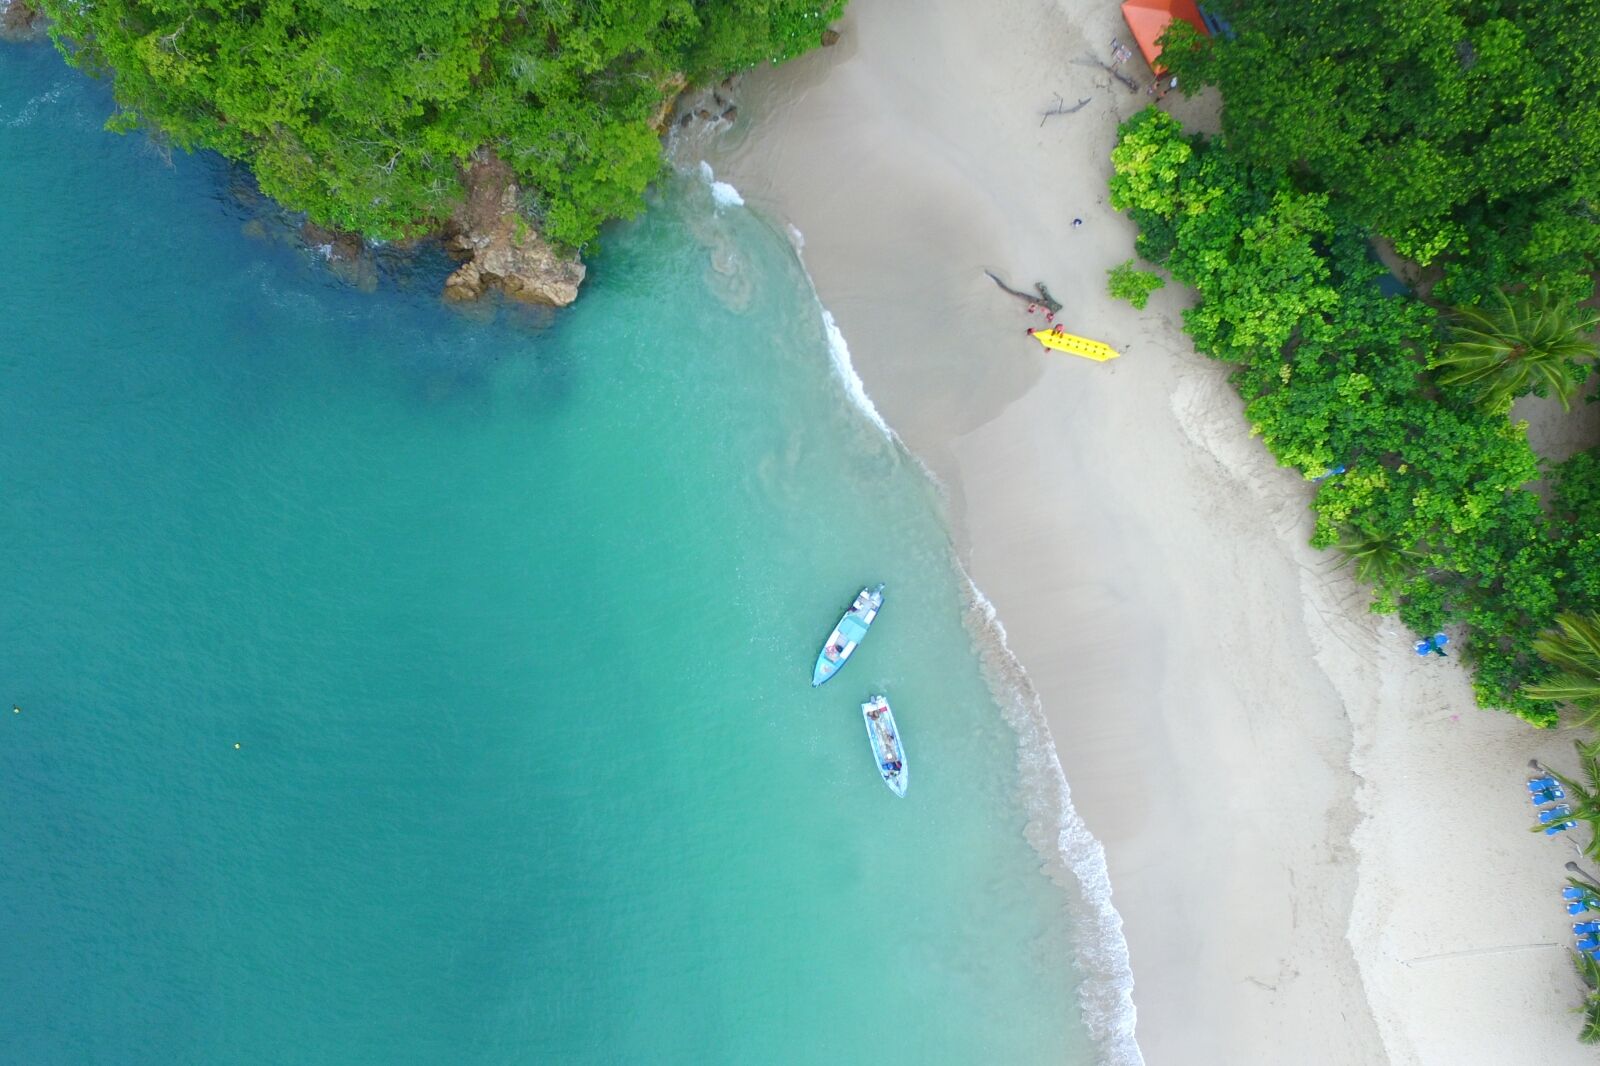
[700,0,1600,1062]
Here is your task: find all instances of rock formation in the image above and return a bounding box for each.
[1,0,46,41]
[441,153,585,307]
[299,221,378,292]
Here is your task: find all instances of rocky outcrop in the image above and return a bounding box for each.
[1,0,46,41]
[300,221,378,292]
[440,153,585,307]
[649,72,688,134]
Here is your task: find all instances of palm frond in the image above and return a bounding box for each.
[1526,614,1600,727]
[1434,288,1598,412]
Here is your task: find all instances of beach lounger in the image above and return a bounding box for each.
[1540,806,1574,824]
[1530,776,1560,792]
[1532,787,1566,804]
[1567,886,1586,900]
[1579,937,1600,953]
[1546,820,1579,836]
[1574,921,1600,935]
[1568,902,1593,915]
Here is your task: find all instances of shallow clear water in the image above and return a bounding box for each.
[1,44,1099,1064]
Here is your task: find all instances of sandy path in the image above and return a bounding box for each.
[694,0,1599,1061]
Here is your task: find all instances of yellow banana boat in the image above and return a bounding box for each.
[1028,328,1120,362]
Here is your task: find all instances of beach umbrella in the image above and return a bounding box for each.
[1120,0,1209,75]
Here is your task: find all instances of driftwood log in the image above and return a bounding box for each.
[1072,55,1139,93]
[984,270,1062,314]
[1040,94,1093,126]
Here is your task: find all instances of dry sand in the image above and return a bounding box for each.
[692,0,1600,1062]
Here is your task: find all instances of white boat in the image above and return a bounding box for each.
[862,694,907,797]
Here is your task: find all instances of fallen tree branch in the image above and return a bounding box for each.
[1074,53,1139,93]
[1040,93,1093,126]
[984,270,1062,313]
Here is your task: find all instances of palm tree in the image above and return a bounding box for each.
[1332,523,1420,591]
[1525,613,1600,728]
[1433,287,1599,412]
[1576,952,1600,1045]
[1532,743,1600,862]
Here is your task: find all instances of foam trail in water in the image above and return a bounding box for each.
[5,83,65,128]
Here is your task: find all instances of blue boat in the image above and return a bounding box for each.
[812,583,884,687]
[862,694,908,797]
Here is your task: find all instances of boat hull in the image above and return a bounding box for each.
[862,695,907,797]
[811,584,884,686]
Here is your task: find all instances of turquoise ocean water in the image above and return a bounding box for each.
[1,44,1121,1064]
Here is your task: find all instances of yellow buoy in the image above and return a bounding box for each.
[1028,328,1120,362]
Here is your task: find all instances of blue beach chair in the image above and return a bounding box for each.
[1530,776,1560,793]
[1541,806,1574,824]
[1547,820,1579,836]
[1579,937,1600,953]
[1568,901,1594,916]
[1532,787,1566,805]
[1574,921,1600,936]
[1567,886,1587,901]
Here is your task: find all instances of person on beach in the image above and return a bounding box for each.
[1072,218,1083,228]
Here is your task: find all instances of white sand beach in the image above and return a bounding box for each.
[700,0,1600,1061]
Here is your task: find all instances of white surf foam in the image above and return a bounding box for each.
[818,308,893,440]
[962,577,1144,1066]
[783,228,895,443]
[696,160,745,208]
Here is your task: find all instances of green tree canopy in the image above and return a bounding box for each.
[41,0,845,245]
[1165,0,1600,301]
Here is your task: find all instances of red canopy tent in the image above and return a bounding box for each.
[1121,0,1209,75]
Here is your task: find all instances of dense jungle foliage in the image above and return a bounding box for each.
[39,0,845,246]
[1162,0,1600,303]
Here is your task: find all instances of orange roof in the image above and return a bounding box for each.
[1121,0,1209,74]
